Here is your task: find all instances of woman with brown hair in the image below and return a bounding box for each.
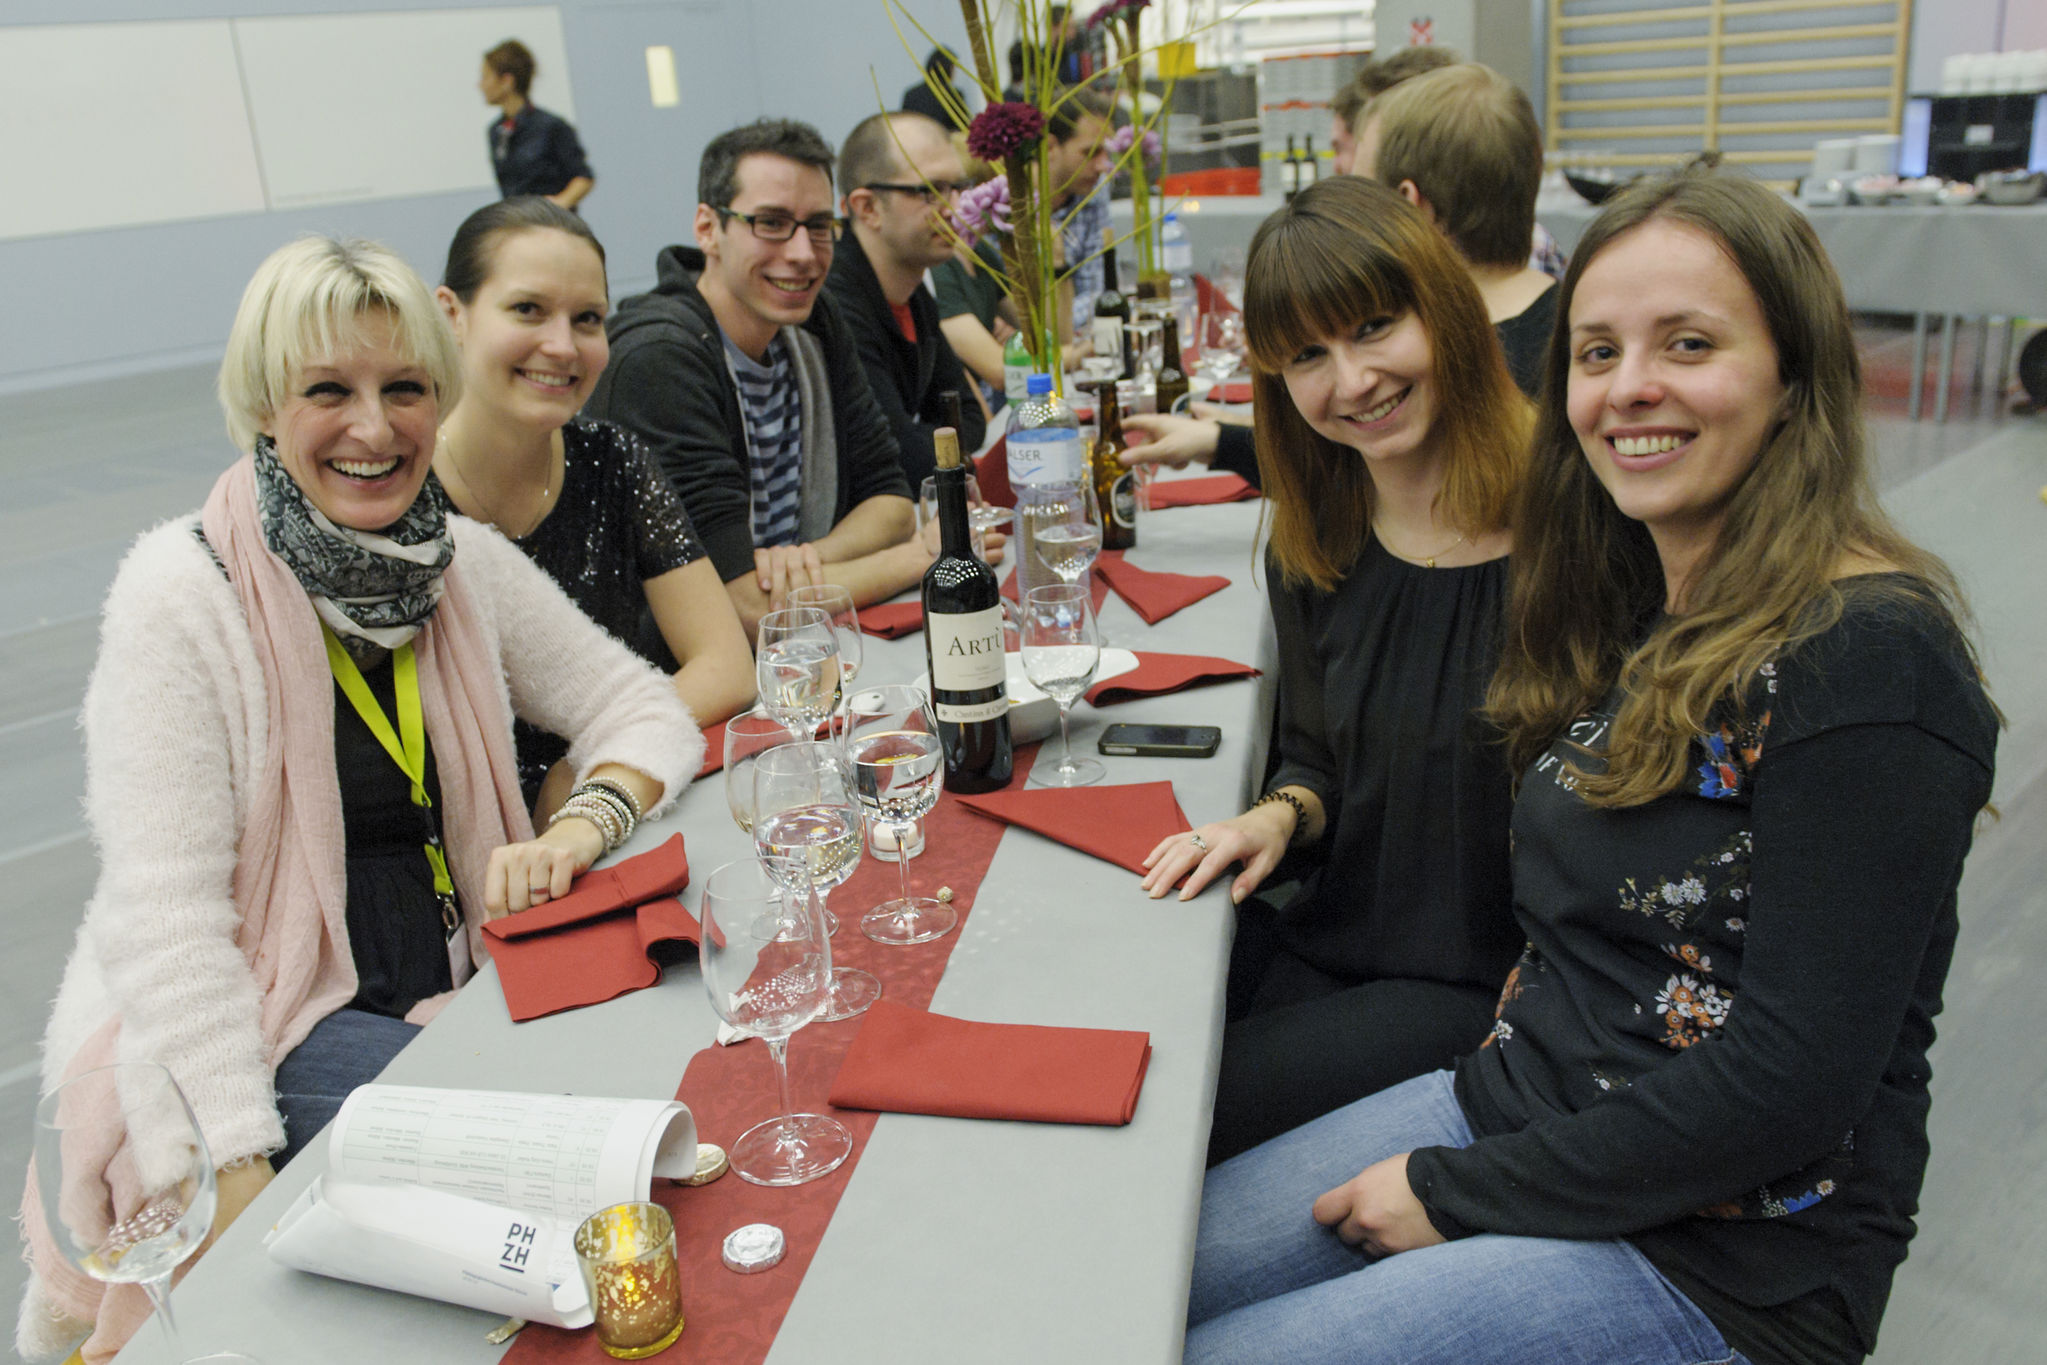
[1139,176,1529,1164]
[1184,167,1995,1365]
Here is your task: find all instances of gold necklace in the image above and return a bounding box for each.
[439,425,554,538]
[1373,520,1468,569]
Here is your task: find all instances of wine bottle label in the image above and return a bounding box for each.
[1110,472,1139,529]
[1007,431,1086,487]
[928,606,1008,691]
[936,695,1008,723]
[1091,317,1123,359]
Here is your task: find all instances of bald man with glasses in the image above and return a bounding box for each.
[827,111,988,490]
[590,118,947,636]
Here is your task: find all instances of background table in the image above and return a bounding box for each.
[112,486,1275,1365]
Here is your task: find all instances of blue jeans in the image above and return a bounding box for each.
[1187,1071,1748,1365]
[272,1007,420,1168]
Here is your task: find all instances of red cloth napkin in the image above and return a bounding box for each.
[1001,562,1113,614]
[857,600,925,638]
[1084,651,1261,706]
[956,779,1190,874]
[1148,473,1260,509]
[975,438,1015,509]
[481,835,699,1021]
[1204,381,1253,403]
[1093,553,1229,625]
[697,719,727,778]
[828,1000,1152,1125]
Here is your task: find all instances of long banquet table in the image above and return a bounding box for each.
[112,483,1277,1365]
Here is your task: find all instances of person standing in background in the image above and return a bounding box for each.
[903,47,969,132]
[481,39,595,210]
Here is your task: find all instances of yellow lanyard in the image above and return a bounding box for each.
[322,626,456,900]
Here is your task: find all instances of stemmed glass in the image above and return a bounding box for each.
[724,707,840,938]
[1028,479,1103,589]
[34,1063,217,1356]
[755,606,841,744]
[1020,584,1105,788]
[1199,311,1247,394]
[698,857,853,1186]
[843,685,954,945]
[917,474,1010,553]
[753,742,881,1019]
[787,585,862,732]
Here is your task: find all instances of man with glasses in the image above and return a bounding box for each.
[589,119,933,636]
[826,112,988,490]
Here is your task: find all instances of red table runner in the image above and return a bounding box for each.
[504,748,1043,1364]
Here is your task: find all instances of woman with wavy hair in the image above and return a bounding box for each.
[1185,167,1996,1365]
[1140,176,1529,1164]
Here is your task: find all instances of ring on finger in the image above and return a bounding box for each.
[1189,832,1209,852]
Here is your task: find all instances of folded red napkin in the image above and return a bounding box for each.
[857,600,925,638]
[482,836,699,1021]
[1205,381,1253,404]
[828,1000,1152,1125]
[974,438,1015,509]
[697,719,728,778]
[956,778,1190,874]
[1001,562,1113,614]
[1147,473,1260,509]
[1093,553,1229,625]
[1084,651,1261,706]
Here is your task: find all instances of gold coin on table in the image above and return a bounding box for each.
[684,1143,730,1186]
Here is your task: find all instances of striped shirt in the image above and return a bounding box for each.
[723,331,805,548]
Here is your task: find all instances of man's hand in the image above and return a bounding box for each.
[1311,1153,1446,1258]
[755,543,826,611]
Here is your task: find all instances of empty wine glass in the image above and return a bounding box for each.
[33,1062,217,1355]
[917,474,1009,552]
[843,685,954,945]
[755,606,841,743]
[1199,311,1246,392]
[1020,584,1105,788]
[725,707,838,937]
[787,585,863,729]
[1029,479,1103,589]
[698,857,853,1186]
[754,742,881,1020]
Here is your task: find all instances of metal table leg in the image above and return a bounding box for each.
[1935,313,1959,424]
[1908,311,1929,421]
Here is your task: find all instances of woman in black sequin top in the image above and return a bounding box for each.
[434,198,754,811]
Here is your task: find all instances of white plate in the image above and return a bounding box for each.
[919,648,1139,745]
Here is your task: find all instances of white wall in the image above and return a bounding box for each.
[1906,0,2006,93]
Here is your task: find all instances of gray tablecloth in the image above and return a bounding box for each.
[112,487,1275,1365]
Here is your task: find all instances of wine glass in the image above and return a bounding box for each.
[724,707,838,937]
[1020,584,1105,788]
[917,474,1010,554]
[33,1062,217,1355]
[1029,479,1103,588]
[698,857,853,1186]
[755,606,841,744]
[753,742,881,1020]
[787,585,863,733]
[843,685,954,945]
[1199,311,1246,393]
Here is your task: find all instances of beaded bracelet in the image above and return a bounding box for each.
[552,791,626,852]
[1253,788,1308,843]
[583,775,645,824]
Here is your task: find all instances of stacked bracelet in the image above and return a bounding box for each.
[1253,788,1309,843]
[549,781,640,854]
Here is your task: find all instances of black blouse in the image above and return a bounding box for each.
[335,653,454,1018]
[1407,585,1999,1364]
[1265,537,1520,991]
[507,418,706,802]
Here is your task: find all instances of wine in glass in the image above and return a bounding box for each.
[1030,480,1103,588]
[1021,584,1105,788]
[724,707,839,937]
[843,685,954,945]
[755,606,841,744]
[33,1062,217,1356]
[753,742,881,1019]
[698,857,853,1186]
[787,585,863,733]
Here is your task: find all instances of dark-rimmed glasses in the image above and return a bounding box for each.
[862,181,970,203]
[714,206,841,245]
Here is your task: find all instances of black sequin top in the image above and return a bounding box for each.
[504,418,706,803]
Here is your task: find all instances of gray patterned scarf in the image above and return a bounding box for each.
[252,435,455,657]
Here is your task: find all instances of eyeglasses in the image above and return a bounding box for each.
[862,181,971,204]
[714,206,842,245]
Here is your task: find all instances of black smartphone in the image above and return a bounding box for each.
[1097,723,1222,758]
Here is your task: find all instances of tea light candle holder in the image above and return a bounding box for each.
[573,1202,685,1359]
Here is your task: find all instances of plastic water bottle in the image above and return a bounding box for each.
[1161,213,1198,352]
[1003,332,1035,405]
[1005,373,1087,606]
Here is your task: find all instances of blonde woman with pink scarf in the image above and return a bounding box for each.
[18,236,702,1363]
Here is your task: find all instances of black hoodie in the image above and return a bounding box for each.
[585,245,911,585]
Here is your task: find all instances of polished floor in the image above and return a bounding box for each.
[0,341,2041,1361]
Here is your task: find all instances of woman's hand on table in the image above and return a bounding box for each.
[1140,800,1294,904]
[1312,1153,1446,1257]
[486,819,603,917]
[1119,410,1224,470]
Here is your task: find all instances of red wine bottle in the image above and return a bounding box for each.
[921,426,1013,791]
